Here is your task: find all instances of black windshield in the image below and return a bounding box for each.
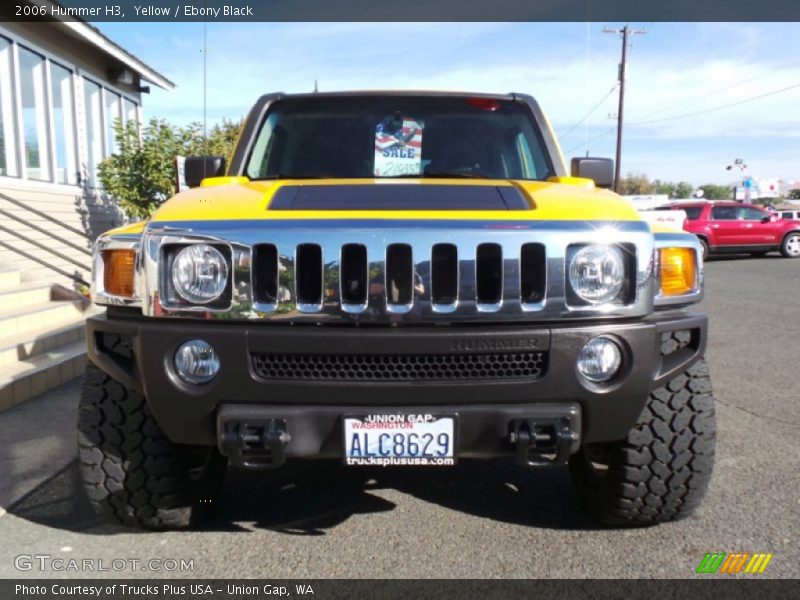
[245,96,554,181]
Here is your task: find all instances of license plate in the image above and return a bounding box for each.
[343,414,456,466]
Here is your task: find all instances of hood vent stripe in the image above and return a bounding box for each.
[268,184,529,211]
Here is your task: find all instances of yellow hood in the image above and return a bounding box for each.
[149,177,642,224]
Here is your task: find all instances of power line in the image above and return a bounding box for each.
[629,80,800,126]
[558,84,618,140]
[633,57,800,122]
[563,126,617,156]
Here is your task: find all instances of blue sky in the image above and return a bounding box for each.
[96,22,800,186]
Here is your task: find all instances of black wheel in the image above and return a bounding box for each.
[780,232,800,258]
[569,337,715,527]
[698,237,709,260]
[78,363,227,529]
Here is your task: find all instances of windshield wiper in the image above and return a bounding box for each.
[257,171,491,180]
[388,171,488,179]
[257,173,334,180]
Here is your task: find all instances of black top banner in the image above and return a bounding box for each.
[4,0,800,22]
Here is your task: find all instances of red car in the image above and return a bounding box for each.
[663,201,800,258]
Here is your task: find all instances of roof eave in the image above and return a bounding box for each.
[60,20,175,90]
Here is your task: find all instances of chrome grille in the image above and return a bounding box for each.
[251,351,547,382]
[141,221,656,322]
[249,238,547,317]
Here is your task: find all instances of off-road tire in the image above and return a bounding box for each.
[78,363,227,529]
[569,337,715,527]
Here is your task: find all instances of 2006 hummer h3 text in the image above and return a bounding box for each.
[80,92,715,529]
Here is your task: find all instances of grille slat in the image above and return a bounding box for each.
[340,243,368,307]
[476,243,503,307]
[520,243,546,306]
[251,351,547,382]
[252,244,279,306]
[385,243,414,309]
[250,239,552,316]
[296,243,323,309]
[431,243,458,308]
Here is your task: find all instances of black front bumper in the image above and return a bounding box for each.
[86,312,707,457]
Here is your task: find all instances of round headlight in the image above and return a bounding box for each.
[577,336,622,383]
[171,244,228,304]
[568,244,625,304]
[174,339,220,384]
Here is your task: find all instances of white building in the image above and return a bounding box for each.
[0,9,173,410]
[0,10,172,285]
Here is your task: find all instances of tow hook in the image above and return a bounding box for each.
[509,418,578,468]
[219,418,291,470]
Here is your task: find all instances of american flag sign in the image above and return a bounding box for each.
[374,116,424,177]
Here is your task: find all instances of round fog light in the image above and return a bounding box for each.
[577,337,622,383]
[174,339,220,384]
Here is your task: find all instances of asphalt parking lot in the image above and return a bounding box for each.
[0,255,798,579]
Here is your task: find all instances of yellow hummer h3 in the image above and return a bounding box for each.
[81,92,714,529]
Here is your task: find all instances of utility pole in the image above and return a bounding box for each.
[604,25,646,192]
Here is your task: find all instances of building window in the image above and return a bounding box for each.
[123,97,138,127]
[83,78,103,187]
[0,36,16,177]
[0,31,141,186]
[50,62,76,184]
[19,46,50,181]
[104,88,121,154]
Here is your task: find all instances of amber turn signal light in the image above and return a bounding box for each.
[103,249,136,297]
[659,247,697,296]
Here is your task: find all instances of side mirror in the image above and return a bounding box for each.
[571,157,615,189]
[184,156,226,188]
[761,215,771,223]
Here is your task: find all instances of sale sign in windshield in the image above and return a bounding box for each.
[374,115,424,176]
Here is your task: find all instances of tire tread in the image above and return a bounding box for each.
[78,364,205,529]
[570,332,716,526]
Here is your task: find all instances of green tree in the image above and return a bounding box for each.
[618,173,654,195]
[98,117,242,219]
[200,118,242,157]
[648,179,695,199]
[652,179,674,196]
[674,182,694,199]
[699,184,732,200]
[180,118,243,158]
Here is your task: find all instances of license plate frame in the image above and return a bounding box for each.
[343,413,457,467]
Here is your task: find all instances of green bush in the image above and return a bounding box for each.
[98,117,242,219]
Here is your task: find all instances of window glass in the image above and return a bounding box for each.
[104,89,121,155]
[123,98,138,126]
[83,79,103,187]
[711,206,737,220]
[515,133,537,179]
[245,96,554,181]
[0,37,15,176]
[19,47,49,180]
[50,62,76,184]
[781,212,794,220]
[684,206,703,220]
[738,206,765,220]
